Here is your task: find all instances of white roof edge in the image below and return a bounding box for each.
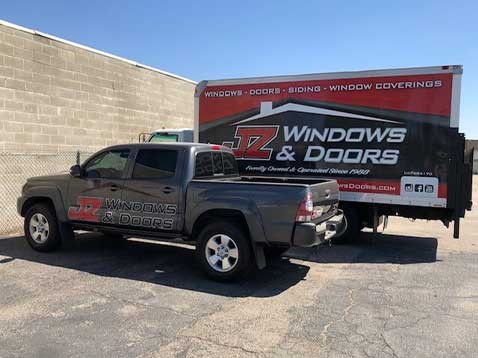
[0,19,197,85]
[201,65,463,86]
[152,128,192,132]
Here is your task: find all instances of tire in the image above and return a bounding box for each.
[264,246,289,259]
[331,206,361,244]
[24,203,61,252]
[196,221,254,282]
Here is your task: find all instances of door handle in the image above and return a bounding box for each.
[110,184,120,192]
[162,186,174,194]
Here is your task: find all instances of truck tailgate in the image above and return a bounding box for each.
[309,180,340,207]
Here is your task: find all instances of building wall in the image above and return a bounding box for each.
[0,20,196,235]
[0,21,196,154]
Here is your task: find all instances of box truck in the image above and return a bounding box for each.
[195,65,473,240]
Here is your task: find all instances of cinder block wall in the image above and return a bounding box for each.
[0,21,195,153]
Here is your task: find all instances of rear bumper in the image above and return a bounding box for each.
[292,210,345,247]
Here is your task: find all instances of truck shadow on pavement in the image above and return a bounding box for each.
[0,233,310,298]
[0,232,438,297]
[286,232,438,264]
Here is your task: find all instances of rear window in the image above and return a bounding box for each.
[132,149,178,179]
[212,152,223,174]
[222,152,238,175]
[195,151,238,178]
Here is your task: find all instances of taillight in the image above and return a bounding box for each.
[296,192,314,222]
[295,192,325,222]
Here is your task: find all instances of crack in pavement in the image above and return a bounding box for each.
[380,333,398,358]
[87,289,198,319]
[320,287,355,346]
[183,335,260,355]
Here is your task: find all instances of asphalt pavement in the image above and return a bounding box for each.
[1,183,477,357]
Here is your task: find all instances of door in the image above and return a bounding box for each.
[121,148,182,233]
[67,148,131,226]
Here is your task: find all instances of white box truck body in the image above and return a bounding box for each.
[195,65,473,239]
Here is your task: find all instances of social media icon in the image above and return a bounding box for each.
[415,184,424,192]
[405,184,413,192]
[425,185,434,193]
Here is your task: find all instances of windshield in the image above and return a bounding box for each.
[149,133,179,143]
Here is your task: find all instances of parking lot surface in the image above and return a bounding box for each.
[1,183,477,357]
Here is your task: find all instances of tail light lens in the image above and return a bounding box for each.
[296,192,314,222]
[296,192,325,222]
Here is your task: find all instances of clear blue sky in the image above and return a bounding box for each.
[2,0,477,137]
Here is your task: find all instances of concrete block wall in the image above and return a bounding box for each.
[0,20,196,154]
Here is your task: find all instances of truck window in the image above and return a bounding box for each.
[132,149,178,179]
[212,152,223,174]
[195,152,214,177]
[84,149,130,179]
[149,133,179,143]
[223,152,238,175]
[195,151,238,178]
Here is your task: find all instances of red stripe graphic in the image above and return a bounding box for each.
[338,179,400,195]
[199,73,453,124]
[337,179,447,198]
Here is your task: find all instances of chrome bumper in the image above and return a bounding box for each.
[316,210,345,241]
[293,210,345,247]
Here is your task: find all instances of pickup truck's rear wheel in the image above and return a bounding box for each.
[24,203,61,252]
[196,222,253,281]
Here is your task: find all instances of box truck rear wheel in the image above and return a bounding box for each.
[331,206,361,244]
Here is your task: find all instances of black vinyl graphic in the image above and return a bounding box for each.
[200,100,460,206]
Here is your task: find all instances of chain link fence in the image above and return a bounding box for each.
[0,151,93,236]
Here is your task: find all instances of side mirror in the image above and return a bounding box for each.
[70,164,82,177]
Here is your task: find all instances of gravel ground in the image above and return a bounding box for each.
[1,181,477,358]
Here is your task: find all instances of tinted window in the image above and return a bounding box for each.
[223,152,238,175]
[195,151,238,178]
[195,152,213,177]
[84,149,130,179]
[212,152,223,175]
[149,133,179,143]
[132,149,178,179]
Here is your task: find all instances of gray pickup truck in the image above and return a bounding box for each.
[18,143,343,281]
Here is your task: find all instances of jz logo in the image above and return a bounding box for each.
[68,197,102,222]
[222,125,279,160]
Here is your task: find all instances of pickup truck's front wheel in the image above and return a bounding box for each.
[196,222,253,281]
[24,203,61,252]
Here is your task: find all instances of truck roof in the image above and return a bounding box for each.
[152,128,192,132]
[196,65,462,89]
[102,142,232,152]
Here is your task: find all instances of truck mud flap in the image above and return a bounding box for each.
[252,244,266,270]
